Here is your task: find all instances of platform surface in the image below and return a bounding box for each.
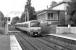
[10,35,22,50]
[50,33,76,41]
[0,35,10,50]
[0,35,22,50]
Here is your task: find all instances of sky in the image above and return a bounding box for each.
[0,0,63,17]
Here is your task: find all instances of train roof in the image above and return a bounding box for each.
[15,20,40,25]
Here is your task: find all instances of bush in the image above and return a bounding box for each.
[40,23,56,35]
[0,27,5,34]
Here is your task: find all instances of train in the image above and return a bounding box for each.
[14,20,56,37]
[15,20,42,36]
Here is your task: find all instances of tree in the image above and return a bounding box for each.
[67,1,76,25]
[28,7,36,20]
[0,11,4,21]
[0,11,5,28]
[20,0,37,22]
[50,1,57,7]
[20,13,25,22]
[24,0,37,21]
[8,17,10,21]
[11,16,19,25]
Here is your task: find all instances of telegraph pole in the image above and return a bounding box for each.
[25,0,31,21]
[27,8,29,21]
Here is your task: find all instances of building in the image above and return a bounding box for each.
[37,10,65,25]
[49,1,71,25]
[37,1,71,25]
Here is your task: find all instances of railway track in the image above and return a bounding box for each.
[38,37,71,50]
[11,32,75,50]
[40,36,76,50]
[15,32,53,50]
[15,32,39,50]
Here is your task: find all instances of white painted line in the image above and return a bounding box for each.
[49,34,76,41]
[10,35,22,50]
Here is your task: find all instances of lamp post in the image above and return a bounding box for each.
[5,17,8,34]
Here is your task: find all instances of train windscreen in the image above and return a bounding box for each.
[30,21,40,27]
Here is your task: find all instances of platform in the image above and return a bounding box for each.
[10,35,22,50]
[0,35,22,50]
[0,35,10,50]
[49,33,76,41]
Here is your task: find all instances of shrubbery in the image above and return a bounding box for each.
[40,23,56,35]
[0,27,5,34]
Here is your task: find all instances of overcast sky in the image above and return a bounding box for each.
[0,0,63,17]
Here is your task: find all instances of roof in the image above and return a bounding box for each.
[16,20,40,25]
[37,2,68,16]
[37,10,65,15]
[50,2,68,8]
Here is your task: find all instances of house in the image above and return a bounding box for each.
[49,1,71,25]
[37,1,71,25]
[37,10,65,25]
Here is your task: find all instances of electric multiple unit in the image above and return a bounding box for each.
[15,20,41,36]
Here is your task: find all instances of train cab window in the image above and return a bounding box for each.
[30,21,40,27]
